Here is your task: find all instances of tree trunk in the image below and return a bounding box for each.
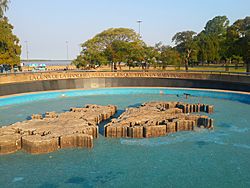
[10,64,14,73]
[225,64,229,72]
[118,62,122,71]
[114,62,117,72]
[184,59,188,71]
[246,60,250,73]
[185,49,192,72]
[110,62,113,72]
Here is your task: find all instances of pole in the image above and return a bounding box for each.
[137,20,142,36]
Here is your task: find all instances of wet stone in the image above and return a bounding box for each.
[0,104,117,155]
[105,101,214,138]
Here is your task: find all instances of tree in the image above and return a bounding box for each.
[104,40,145,70]
[0,0,9,18]
[126,42,145,69]
[203,16,229,63]
[226,17,250,72]
[196,31,220,64]
[231,55,243,69]
[74,28,145,70]
[0,17,21,67]
[154,42,181,69]
[204,16,229,36]
[144,45,158,69]
[71,54,88,69]
[172,31,197,71]
[83,28,142,52]
[161,47,181,70]
[105,40,129,70]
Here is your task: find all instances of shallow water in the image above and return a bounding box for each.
[0,89,250,188]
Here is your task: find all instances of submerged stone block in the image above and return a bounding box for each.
[60,134,93,149]
[22,135,59,154]
[0,104,117,155]
[166,122,177,133]
[143,125,166,138]
[176,120,194,131]
[104,101,214,139]
[0,134,21,154]
[128,126,143,138]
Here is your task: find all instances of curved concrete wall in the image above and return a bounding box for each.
[1,71,250,84]
[0,75,249,96]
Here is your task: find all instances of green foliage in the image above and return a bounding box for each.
[172,31,197,71]
[0,0,9,18]
[204,16,229,36]
[71,55,87,68]
[172,31,197,51]
[155,43,181,69]
[203,16,229,63]
[226,16,250,71]
[84,28,142,52]
[73,28,145,69]
[144,46,159,68]
[0,17,21,66]
[196,32,220,62]
[73,15,250,72]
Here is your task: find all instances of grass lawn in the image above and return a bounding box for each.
[96,65,247,73]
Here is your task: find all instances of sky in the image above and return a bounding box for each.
[5,0,250,60]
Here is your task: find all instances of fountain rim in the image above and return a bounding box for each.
[0,87,249,107]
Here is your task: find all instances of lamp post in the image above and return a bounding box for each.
[137,20,142,36]
[66,41,69,60]
[24,41,29,61]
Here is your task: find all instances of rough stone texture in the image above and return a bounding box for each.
[105,102,214,138]
[0,104,117,154]
[22,135,59,154]
[60,134,93,149]
[0,134,21,154]
[0,101,215,154]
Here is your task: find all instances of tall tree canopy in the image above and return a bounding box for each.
[172,31,197,71]
[203,16,229,62]
[204,16,229,36]
[0,17,21,66]
[0,0,9,18]
[83,28,142,51]
[196,31,220,63]
[172,16,231,68]
[226,16,250,72]
[73,16,250,72]
[155,42,181,69]
[73,28,145,69]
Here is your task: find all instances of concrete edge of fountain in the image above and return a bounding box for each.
[0,87,249,107]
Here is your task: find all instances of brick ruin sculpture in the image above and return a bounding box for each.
[0,104,117,154]
[0,102,214,155]
[105,102,214,138]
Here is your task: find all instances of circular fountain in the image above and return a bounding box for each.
[0,86,249,187]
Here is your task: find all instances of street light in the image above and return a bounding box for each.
[24,41,29,61]
[137,20,142,36]
[66,41,69,60]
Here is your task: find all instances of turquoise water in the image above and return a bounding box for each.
[0,88,250,188]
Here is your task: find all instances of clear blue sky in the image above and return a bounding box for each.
[6,0,250,60]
